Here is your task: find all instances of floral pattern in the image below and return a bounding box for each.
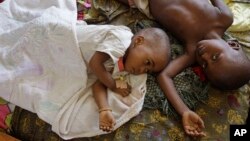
[9,83,250,141]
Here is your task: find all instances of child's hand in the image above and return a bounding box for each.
[113,83,131,97]
[182,110,206,137]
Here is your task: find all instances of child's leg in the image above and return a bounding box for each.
[99,108,116,132]
[92,81,116,132]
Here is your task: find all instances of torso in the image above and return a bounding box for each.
[149,0,229,47]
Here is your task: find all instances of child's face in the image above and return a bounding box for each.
[123,40,167,75]
[195,39,241,82]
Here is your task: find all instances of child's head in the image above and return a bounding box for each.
[123,27,171,74]
[196,39,250,90]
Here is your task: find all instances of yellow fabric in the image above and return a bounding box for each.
[228,2,250,32]
[226,1,250,53]
[224,0,232,4]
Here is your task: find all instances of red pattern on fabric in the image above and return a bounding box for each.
[192,66,206,81]
[77,11,84,20]
[118,57,125,72]
[0,105,10,129]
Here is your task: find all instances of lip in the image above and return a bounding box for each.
[132,68,137,74]
[128,67,135,74]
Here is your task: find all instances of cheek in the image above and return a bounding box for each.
[124,56,137,68]
[204,65,220,79]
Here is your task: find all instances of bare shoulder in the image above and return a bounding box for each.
[209,0,233,28]
[216,7,233,28]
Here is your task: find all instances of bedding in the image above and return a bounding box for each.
[0,0,249,140]
[0,0,148,139]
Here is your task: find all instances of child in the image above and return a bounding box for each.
[76,24,171,132]
[117,0,250,137]
[0,0,170,136]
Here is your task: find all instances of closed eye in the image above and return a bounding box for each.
[144,60,151,73]
[145,59,151,65]
[144,58,155,73]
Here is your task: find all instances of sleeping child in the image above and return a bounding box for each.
[0,2,170,136]
[76,24,171,132]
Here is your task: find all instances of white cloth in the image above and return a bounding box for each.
[0,0,147,139]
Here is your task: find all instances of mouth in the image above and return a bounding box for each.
[127,67,135,74]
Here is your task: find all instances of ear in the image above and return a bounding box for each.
[134,36,144,46]
[227,40,241,50]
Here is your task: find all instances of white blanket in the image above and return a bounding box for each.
[0,0,147,139]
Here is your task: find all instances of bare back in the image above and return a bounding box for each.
[149,0,232,46]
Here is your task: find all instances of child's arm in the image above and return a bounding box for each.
[157,53,206,136]
[89,51,116,90]
[89,51,131,96]
[157,53,194,116]
[210,0,233,26]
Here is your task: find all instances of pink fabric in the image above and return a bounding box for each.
[0,105,10,129]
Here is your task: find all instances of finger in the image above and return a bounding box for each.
[196,127,201,132]
[122,91,129,97]
[185,127,193,134]
[197,118,205,128]
[200,132,207,137]
[195,131,206,137]
[122,92,127,97]
[193,130,200,136]
[186,130,195,136]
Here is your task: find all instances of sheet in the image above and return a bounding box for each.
[0,0,147,139]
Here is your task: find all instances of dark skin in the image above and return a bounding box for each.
[117,0,247,137]
[149,0,235,137]
[90,28,170,132]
